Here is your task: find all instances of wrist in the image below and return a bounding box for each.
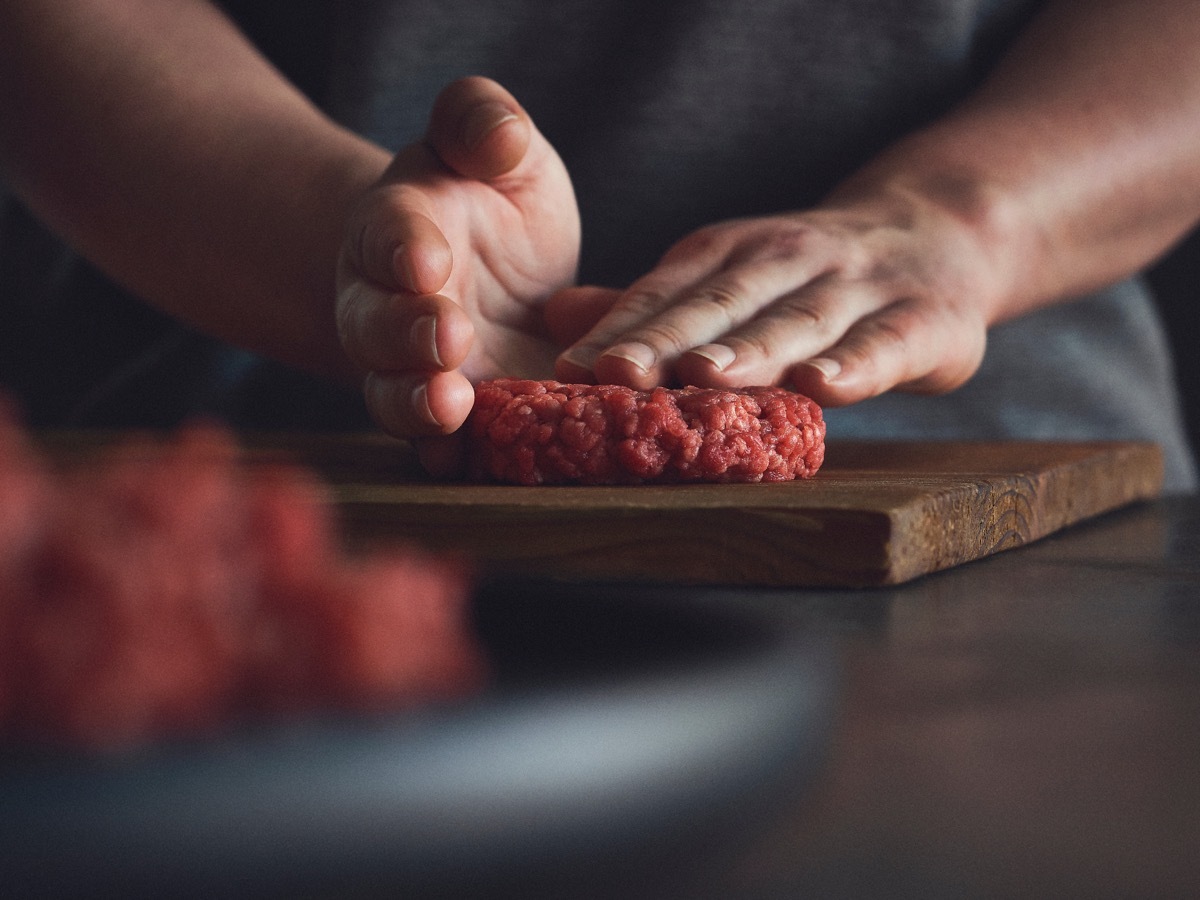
[825,127,1052,327]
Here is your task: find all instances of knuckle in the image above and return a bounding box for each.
[760,223,818,260]
[697,280,744,311]
[346,218,371,272]
[838,298,988,395]
[341,290,410,369]
[862,311,914,351]
[833,311,914,378]
[336,282,382,350]
[350,184,424,274]
[774,295,833,335]
[618,287,672,319]
[622,278,753,357]
[721,221,817,268]
[842,316,912,374]
[335,286,361,345]
[357,223,397,280]
[664,226,724,261]
[634,320,693,356]
[831,239,875,280]
[686,281,745,327]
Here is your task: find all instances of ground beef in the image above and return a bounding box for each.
[0,407,485,751]
[467,379,825,486]
[0,399,53,730]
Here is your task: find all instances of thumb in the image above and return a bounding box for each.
[426,76,531,181]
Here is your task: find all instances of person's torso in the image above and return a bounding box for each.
[319,0,1044,283]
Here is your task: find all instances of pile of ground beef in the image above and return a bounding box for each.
[467,379,825,486]
[0,406,484,751]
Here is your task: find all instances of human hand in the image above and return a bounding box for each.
[336,77,579,441]
[548,185,1010,407]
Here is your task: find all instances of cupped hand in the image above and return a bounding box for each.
[548,186,1009,407]
[336,76,579,441]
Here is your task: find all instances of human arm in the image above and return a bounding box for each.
[549,0,1200,406]
[0,0,385,380]
[0,1,578,438]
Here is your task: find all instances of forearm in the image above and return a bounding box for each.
[830,0,1200,324]
[0,0,390,379]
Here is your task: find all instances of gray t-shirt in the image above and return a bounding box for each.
[318,0,1196,489]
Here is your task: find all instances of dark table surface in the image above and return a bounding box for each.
[706,494,1200,900]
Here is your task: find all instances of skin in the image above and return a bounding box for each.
[0,2,578,433]
[335,77,579,445]
[2,1,1200,471]
[550,0,1200,404]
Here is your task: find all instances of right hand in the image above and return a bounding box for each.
[545,189,1000,409]
[335,76,579,443]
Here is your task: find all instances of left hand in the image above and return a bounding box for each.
[336,77,580,441]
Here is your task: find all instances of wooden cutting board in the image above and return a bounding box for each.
[282,436,1163,588]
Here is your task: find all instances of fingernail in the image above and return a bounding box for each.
[463,101,519,150]
[393,244,416,291]
[601,341,656,374]
[806,357,843,382]
[690,343,736,372]
[411,315,442,367]
[413,382,439,426]
[560,345,600,372]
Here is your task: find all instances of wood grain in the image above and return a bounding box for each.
[38,432,1163,587]
[295,437,1164,588]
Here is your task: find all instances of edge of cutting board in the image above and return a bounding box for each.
[37,432,1165,588]
[323,438,1165,588]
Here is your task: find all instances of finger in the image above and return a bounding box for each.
[337,284,474,373]
[787,299,986,406]
[553,246,722,383]
[363,369,476,438]
[564,254,830,389]
[543,285,622,347]
[426,76,531,182]
[342,171,453,293]
[672,277,879,388]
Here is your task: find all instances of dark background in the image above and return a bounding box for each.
[1148,228,1200,457]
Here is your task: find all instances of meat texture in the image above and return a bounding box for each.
[468,379,825,486]
[0,408,485,751]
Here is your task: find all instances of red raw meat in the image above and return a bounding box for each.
[0,398,53,728]
[0,417,485,751]
[467,379,825,486]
